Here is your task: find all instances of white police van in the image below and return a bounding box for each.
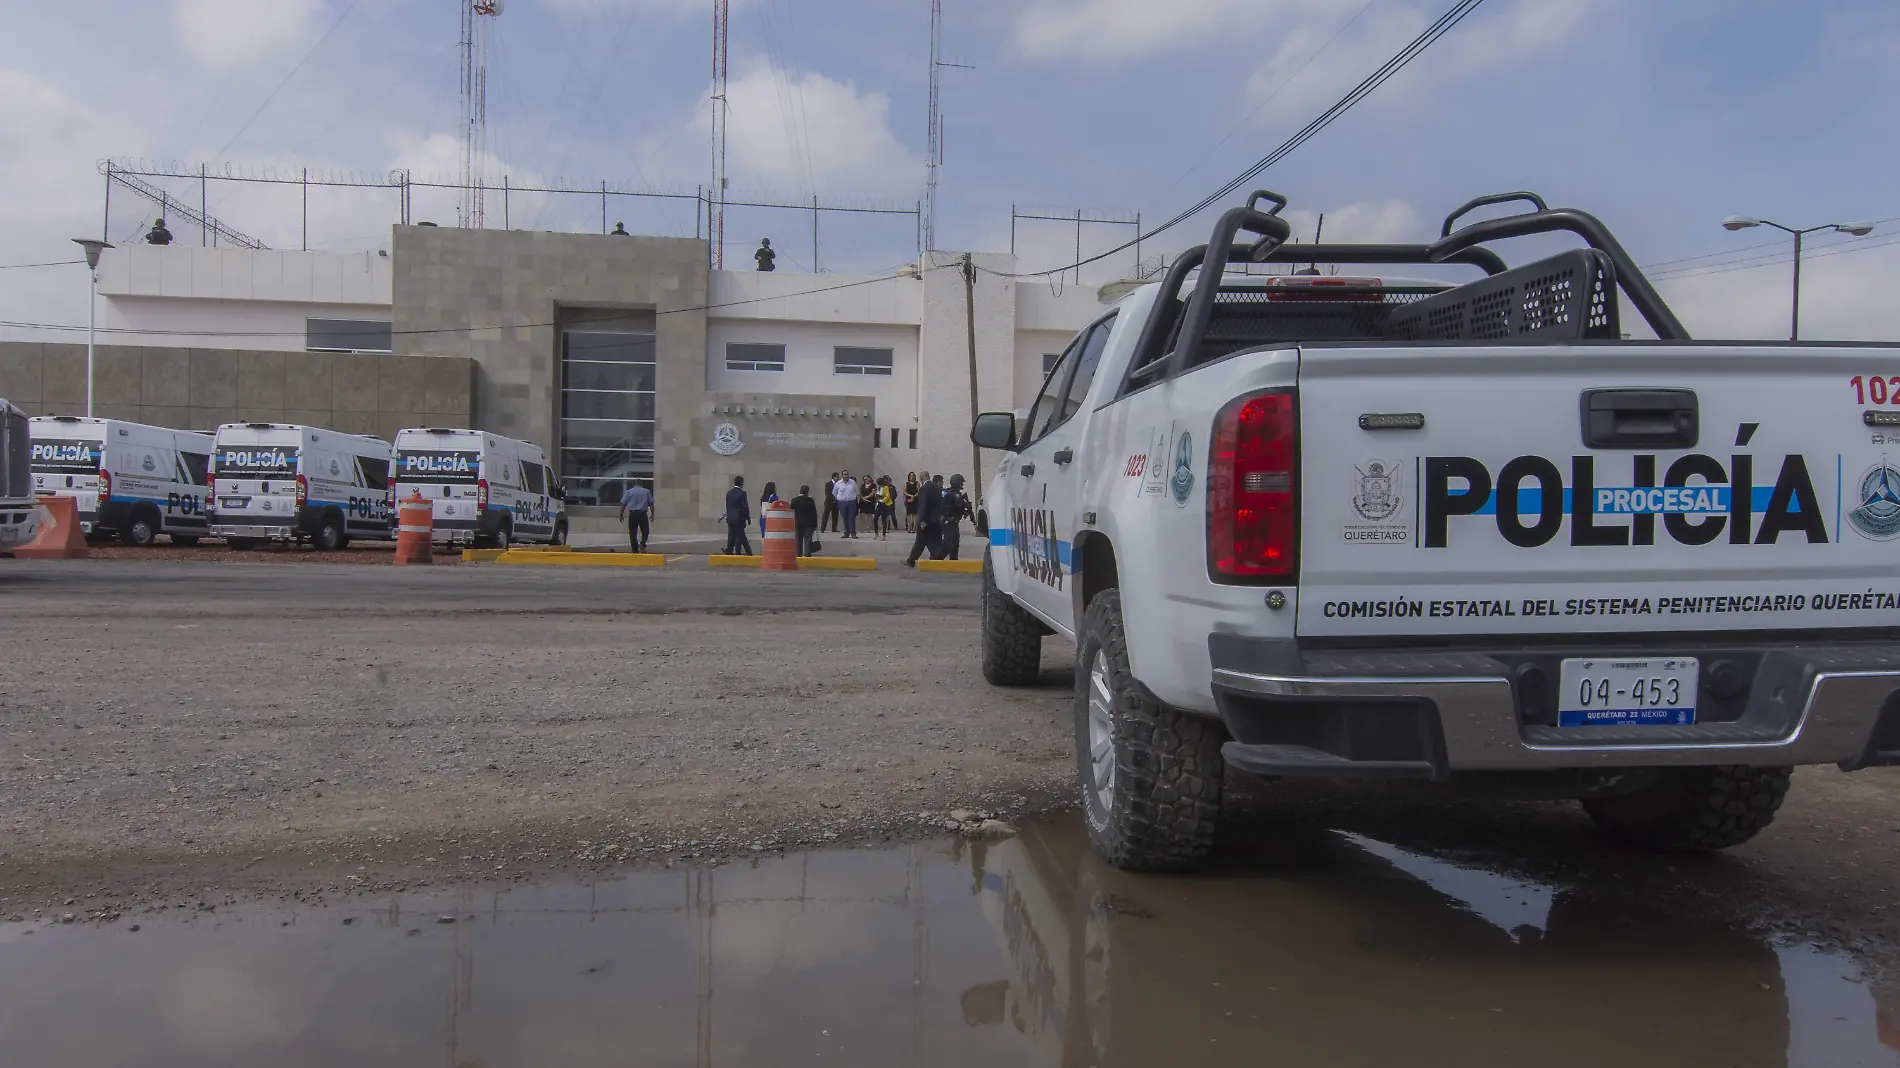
[0,399,42,552]
[209,423,394,550]
[28,417,214,546]
[392,427,565,548]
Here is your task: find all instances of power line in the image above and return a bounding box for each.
[213,1,360,161]
[992,0,1490,279]
[1652,232,1900,284]
[0,260,83,271]
[0,266,947,340]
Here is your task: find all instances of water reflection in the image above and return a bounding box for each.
[0,813,1892,1067]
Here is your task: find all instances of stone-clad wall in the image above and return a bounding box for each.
[0,341,473,439]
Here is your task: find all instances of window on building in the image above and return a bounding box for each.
[725,342,786,371]
[1042,352,1062,376]
[908,429,917,450]
[833,346,894,375]
[560,330,657,505]
[306,318,393,353]
[889,427,901,448]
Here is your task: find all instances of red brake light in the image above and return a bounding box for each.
[1208,389,1298,582]
[477,478,489,508]
[1264,276,1383,301]
[295,474,308,506]
[98,469,112,501]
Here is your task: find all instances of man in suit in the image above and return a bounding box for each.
[724,475,752,555]
[791,484,820,557]
[822,473,840,532]
[904,473,945,568]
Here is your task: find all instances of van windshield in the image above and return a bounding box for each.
[29,439,103,474]
[397,449,481,484]
[216,446,299,479]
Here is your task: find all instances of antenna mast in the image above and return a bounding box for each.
[710,0,730,267]
[460,1,502,228]
[924,0,942,252]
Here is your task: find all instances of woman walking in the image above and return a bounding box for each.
[758,481,780,543]
[903,472,919,533]
[857,476,876,537]
[875,476,897,539]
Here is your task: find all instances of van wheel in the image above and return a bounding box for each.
[171,535,201,547]
[1076,590,1225,871]
[1582,766,1791,853]
[313,513,345,551]
[550,520,567,546]
[492,522,512,551]
[120,509,159,548]
[226,536,257,551]
[982,555,1043,685]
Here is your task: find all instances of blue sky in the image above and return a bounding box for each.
[2,0,1898,339]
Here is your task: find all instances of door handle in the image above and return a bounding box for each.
[1580,388,1699,449]
[1053,448,1074,466]
[1019,462,1035,477]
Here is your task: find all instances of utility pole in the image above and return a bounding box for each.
[963,253,982,505]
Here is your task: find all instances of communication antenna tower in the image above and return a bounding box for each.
[710,0,730,267]
[460,0,503,228]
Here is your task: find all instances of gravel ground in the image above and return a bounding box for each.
[0,558,1076,917]
[3,557,1900,975]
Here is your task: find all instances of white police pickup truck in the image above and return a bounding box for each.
[973,190,1900,870]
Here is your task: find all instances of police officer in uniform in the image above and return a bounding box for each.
[903,473,945,568]
[936,473,973,560]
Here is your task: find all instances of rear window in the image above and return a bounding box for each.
[216,446,299,479]
[357,456,390,491]
[179,451,211,486]
[396,450,481,484]
[29,439,103,473]
[1174,283,1442,369]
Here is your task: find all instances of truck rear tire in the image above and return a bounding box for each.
[1075,590,1224,871]
[1581,765,1791,853]
[981,555,1042,685]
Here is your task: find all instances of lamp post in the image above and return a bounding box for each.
[1720,216,1874,341]
[71,239,112,417]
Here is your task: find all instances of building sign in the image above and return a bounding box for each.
[708,422,745,456]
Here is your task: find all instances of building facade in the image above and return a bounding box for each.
[91,228,1104,531]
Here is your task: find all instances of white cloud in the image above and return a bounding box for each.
[678,63,921,200]
[1011,0,1287,61]
[1281,199,1421,244]
[0,67,146,339]
[1652,242,1900,342]
[172,0,323,72]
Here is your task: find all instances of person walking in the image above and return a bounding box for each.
[858,476,876,538]
[724,475,752,555]
[822,473,840,533]
[617,480,653,553]
[835,470,859,539]
[903,472,919,533]
[791,485,819,557]
[905,473,946,567]
[758,481,780,543]
[937,474,973,560]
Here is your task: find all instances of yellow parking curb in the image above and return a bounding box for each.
[461,548,506,562]
[496,551,664,567]
[916,559,982,573]
[707,554,876,570]
[509,544,575,553]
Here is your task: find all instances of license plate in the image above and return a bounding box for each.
[220,497,249,508]
[1557,657,1698,727]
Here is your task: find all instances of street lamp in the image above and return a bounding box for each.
[1719,216,1875,341]
[71,239,112,417]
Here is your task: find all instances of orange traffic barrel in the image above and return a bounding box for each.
[14,496,88,559]
[394,491,433,565]
[761,499,797,571]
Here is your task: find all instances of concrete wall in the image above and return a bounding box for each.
[918,252,1018,495]
[0,341,473,440]
[685,392,876,526]
[99,296,392,352]
[97,246,393,305]
[708,269,922,325]
[391,225,711,522]
[705,318,920,436]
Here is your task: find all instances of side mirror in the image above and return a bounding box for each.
[971,411,1017,451]
[550,486,566,501]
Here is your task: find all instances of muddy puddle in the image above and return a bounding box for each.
[3,812,1897,1067]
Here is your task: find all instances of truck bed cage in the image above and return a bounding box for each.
[1123,190,1690,394]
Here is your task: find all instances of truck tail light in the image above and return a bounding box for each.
[98,469,112,502]
[477,478,489,509]
[295,474,308,507]
[1208,388,1298,583]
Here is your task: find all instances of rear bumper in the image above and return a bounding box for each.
[0,502,42,549]
[212,523,296,540]
[1208,634,1900,778]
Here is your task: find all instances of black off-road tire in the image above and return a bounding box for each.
[1075,590,1225,871]
[1582,765,1792,853]
[981,554,1042,686]
[120,508,159,548]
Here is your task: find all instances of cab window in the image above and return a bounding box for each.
[357,456,390,491]
[520,462,545,495]
[1055,313,1116,428]
[1025,336,1081,444]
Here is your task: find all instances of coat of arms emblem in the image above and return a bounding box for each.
[1352,460,1402,522]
